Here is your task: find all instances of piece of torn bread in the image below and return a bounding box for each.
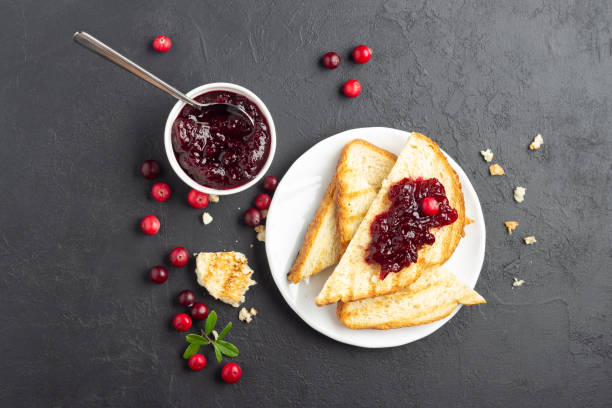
[336,266,485,329]
[195,252,256,307]
[315,133,466,306]
[335,140,397,250]
[287,140,396,283]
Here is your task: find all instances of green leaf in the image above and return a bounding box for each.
[186,334,208,345]
[215,340,239,358]
[213,342,223,362]
[205,311,217,335]
[183,343,200,360]
[217,322,232,341]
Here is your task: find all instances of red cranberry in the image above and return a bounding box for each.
[221,362,242,383]
[188,354,207,371]
[254,193,271,210]
[420,197,440,216]
[187,189,209,209]
[169,247,189,267]
[343,80,362,98]
[140,160,160,179]
[151,182,171,202]
[178,290,196,307]
[141,215,160,235]
[173,313,192,331]
[152,35,172,52]
[322,51,341,69]
[190,302,209,320]
[244,208,262,227]
[263,176,278,192]
[352,45,373,63]
[149,266,168,284]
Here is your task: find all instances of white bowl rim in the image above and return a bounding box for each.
[164,82,276,195]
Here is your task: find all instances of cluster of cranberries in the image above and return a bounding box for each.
[139,158,242,383]
[148,246,189,284]
[173,290,241,382]
[322,45,373,98]
[173,289,209,331]
[139,159,203,282]
[139,160,211,237]
[243,175,277,227]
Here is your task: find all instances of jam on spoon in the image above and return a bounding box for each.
[365,177,458,280]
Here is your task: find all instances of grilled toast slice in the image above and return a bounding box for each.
[315,133,466,306]
[336,266,485,329]
[335,140,396,250]
[195,252,256,307]
[287,140,397,283]
[287,176,340,283]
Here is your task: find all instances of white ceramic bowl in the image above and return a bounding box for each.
[164,83,276,195]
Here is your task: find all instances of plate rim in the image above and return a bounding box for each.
[265,127,486,348]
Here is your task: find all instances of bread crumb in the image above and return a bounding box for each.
[504,221,519,234]
[209,194,219,203]
[489,163,505,175]
[202,212,213,225]
[513,277,525,287]
[480,149,494,162]
[524,236,536,244]
[254,225,265,242]
[249,307,258,316]
[249,243,254,248]
[514,186,526,203]
[261,209,268,219]
[238,307,254,323]
[212,330,219,340]
[529,134,543,150]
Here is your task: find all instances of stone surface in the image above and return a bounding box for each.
[1,0,610,406]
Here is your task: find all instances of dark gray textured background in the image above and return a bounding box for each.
[1,0,610,406]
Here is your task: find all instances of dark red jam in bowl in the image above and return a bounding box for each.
[171,91,271,189]
[366,177,458,280]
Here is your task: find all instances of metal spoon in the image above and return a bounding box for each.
[72,31,255,132]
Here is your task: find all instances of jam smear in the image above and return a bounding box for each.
[172,91,271,189]
[366,177,458,280]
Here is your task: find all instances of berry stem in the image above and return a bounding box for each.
[201,329,214,343]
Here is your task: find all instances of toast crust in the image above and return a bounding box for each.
[315,133,466,306]
[335,139,397,250]
[336,266,485,330]
[287,175,340,283]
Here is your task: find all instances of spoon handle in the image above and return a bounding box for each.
[73,31,199,107]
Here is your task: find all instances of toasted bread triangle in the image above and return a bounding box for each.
[335,140,397,250]
[315,133,466,306]
[287,175,340,283]
[336,266,485,329]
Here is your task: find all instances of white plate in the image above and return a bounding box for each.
[265,127,485,348]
